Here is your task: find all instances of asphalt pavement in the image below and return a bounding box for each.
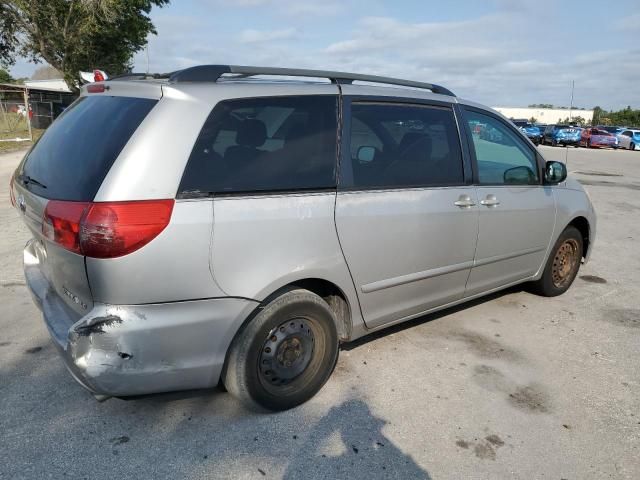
[0,145,638,479]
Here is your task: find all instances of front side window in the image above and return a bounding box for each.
[180,96,338,194]
[346,103,464,188]
[464,110,539,185]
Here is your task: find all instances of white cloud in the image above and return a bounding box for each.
[125,5,639,110]
[239,27,297,44]
[615,13,640,31]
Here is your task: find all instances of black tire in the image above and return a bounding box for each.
[223,289,339,411]
[530,226,583,297]
[631,142,636,151]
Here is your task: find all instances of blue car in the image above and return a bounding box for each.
[543,125,581,147]
[512,119,542,144]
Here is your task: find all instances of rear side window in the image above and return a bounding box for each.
[345,103,464,189]
[21,96,157,201]
[179,96,338,195]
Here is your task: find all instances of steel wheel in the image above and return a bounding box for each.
[551,238,580,289]
[259,318,316,388]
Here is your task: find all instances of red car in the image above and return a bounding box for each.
[580,128,618,148]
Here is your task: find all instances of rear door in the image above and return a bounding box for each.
[335,98,478,328]
[460,107,555,296]
[12,92,158,315]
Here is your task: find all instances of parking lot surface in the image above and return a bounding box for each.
[0,146,638,479]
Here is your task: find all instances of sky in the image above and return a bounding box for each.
[9,0,640,110]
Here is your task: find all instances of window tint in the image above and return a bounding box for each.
[465,110,539,185]
[180,96,338,194]
[346,103,464,188]
[21,96,157,201]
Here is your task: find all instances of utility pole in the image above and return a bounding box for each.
[569,80,574,124]
[23,87,32,142]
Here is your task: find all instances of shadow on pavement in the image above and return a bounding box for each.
[282,399,430,479]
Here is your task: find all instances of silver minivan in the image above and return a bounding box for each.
[10,65,596,411]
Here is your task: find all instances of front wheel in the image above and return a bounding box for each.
[223,289,339,411]
[631,142,636,151]
[530,226,583,297]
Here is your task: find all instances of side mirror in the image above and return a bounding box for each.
[357,145,376,163]
[504,166,537,185]
[544,161,567,184]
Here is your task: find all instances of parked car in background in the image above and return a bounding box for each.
[598,126,626,148]
[10,64,596,411]
[618,129,640,150]
[580,128,619,149]
[512,120,543,145]
[543,125,581,147]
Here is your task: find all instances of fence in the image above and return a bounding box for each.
[0,85,77,143]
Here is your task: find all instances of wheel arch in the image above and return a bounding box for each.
[567,215,591,259]
[261,278,353,342]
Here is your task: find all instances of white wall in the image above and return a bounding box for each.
[24,79,71,93]
[492,107,594,124]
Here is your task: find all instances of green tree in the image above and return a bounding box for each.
[0,67,13,83]
[592,106,603,125]
[0,0,169,90]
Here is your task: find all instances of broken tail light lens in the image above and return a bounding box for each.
[42,199,174,258]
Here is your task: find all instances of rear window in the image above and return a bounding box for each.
[179,96,338,195]
[21,96,157,201]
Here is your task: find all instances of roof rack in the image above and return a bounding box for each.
[167,65,455,97]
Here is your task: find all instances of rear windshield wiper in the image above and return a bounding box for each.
[19,174,47,189]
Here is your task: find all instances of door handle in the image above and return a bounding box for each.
[454,195,476,208]
[480,194,500,207]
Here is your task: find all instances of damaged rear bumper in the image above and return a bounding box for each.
[24,240,258,397]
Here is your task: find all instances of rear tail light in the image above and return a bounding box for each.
[42,199,174,258]
[87,84,107,93]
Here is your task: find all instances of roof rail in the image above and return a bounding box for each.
[167,65,455,97]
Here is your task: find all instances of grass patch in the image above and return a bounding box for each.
[0,111,44,152]
[0,129,44,153]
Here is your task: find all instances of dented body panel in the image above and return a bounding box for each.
[26,237,257,396]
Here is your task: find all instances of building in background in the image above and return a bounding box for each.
[493,107,594,124]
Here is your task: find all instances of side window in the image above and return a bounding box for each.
[180,96,338,194]
[350,117,383,160]
[464,110,539,185]
[346,103,464,188]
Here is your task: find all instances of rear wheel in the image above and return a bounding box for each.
[631,142,636,151]
[530,226,583,297]
[223,289,339,411]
